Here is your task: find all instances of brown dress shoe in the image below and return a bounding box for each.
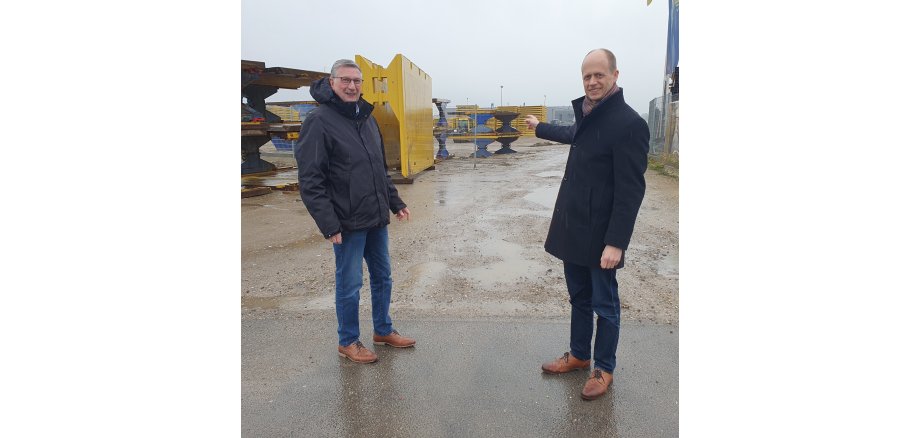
[372,330,416,348]
[541,352,591,374]
[337,341,378,364]
[581,369,613,400]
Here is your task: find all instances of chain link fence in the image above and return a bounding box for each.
[648,94,678,157]
[648,94,678,177]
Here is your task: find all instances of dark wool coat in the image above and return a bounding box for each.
[294,77,406,238]
[535,88,649,268]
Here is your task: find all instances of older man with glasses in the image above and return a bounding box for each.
[294,59,415,364]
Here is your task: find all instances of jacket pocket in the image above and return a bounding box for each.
[348,172,375,223]
[330,170,352,220]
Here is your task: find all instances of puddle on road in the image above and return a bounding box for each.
[464,239,544,287]
[406,261,448,288]
[535,171,563,178]
[305,293,334,309]
[523,186,559,210]
[481,207,549,220]
[656,252,679,279]
[284,233,329,249]
[241,296,301,310]
[432,187,470,207]
[242,294,334,311]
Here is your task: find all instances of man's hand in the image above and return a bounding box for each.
[524,115,540,129]
[600,245,623,270]
[327,233,342,244]
[396,207,411,221]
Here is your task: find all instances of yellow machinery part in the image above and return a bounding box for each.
[482,105,547,137]
[355,54,434,178]
[266,105,302,123]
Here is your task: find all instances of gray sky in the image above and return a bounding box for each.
[242,0,670,114]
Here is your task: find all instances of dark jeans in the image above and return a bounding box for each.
[563,261,621,373]
[331,226,394,346]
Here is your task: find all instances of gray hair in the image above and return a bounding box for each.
[330,59,361,77]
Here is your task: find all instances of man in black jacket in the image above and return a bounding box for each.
[294,59,415,364]
[525,49,649,400]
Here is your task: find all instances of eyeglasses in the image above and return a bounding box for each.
[334,77,363,85]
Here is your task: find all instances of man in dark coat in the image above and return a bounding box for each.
[525,49,649,400]
[294,59,416,365]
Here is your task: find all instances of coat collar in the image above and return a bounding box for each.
[571,87,625,134]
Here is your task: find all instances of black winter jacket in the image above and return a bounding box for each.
[294,77,406,238]
[535,88,649,268]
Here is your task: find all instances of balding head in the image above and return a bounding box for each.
[583,49,617,73]
[581,49,619,101]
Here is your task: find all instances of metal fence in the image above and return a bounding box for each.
[648,94,678,157]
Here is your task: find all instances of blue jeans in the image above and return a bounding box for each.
[564,261,621,373]
[332,226,395,347]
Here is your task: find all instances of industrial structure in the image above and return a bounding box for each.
[355,54,435,178]
[240,60,326,174]
[242,54,437,182]
[241,55,549,195]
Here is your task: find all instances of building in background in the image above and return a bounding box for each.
[546,106,575,126]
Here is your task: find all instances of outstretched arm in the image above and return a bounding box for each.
[526,114,575,144]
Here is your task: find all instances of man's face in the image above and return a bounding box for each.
[581,53,618,101]
[330,66,363,103]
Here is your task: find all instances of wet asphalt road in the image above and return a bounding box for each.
[242,316,678,437]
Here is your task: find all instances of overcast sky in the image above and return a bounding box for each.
[242,0,670,114]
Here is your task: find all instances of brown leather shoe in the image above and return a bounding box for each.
[541,352,591,374]
[372,330,416,348]
[337,341,378,364]
[581,369,613,400]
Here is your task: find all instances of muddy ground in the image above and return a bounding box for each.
[242,137,678,324]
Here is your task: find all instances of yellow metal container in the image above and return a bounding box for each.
[483,105,546,136]
[447,116,471,131]
[516,105,547,137]
[355,54,434,178]
[265,105,301,122]
[455,105,482,113]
